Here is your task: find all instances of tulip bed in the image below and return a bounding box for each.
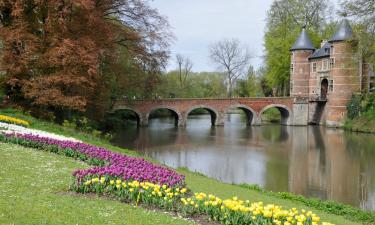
[0,131,335,225]
[75,176,334,225]
[0,114,30,127]
[0,133,184,187]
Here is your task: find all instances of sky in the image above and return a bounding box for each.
[150,0,342,72]
[150,0,274,72]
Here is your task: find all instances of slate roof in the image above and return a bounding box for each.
[309,42,331,59]
[329,18,353,42]
[290,28,315,51]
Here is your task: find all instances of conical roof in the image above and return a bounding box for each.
[329,18,353,42]
[290,28,315,51]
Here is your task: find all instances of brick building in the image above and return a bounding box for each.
[290,18,374,126]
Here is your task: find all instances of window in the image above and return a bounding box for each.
[330,58,335,69]
[328,79,334,92]
[322,60,329,71]
[312,62,317,72]
[291,64,294,73]
[330,46,334,55]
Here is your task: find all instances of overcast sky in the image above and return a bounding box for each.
[150,0,274,72]
[150,0,341,72]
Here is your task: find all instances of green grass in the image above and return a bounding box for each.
[0,142,196,225]
[0,108,372,225]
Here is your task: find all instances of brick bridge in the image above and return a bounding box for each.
[112,97,309,127]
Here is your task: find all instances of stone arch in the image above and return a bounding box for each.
[147,106,182,127]
[225,104,260,126]
[260,104,292,125]
[185,105,219,126]
[112,107,142,126]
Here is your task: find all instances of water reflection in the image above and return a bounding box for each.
[112,114,375,211]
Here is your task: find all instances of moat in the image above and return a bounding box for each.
[112,113,375,211]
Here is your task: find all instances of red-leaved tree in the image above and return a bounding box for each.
[0,0,171,120]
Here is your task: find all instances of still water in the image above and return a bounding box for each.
[112,114,375,211]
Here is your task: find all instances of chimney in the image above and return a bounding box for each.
[320,39,327,48]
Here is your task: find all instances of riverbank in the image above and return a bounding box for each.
[344,94,375,134]
[344,116,375,133]
[0,108,374,225]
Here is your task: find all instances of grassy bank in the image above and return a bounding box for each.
[0,142,195,225]
[345,93,375,133]
[345,115,375,133]
[0,108,374,225]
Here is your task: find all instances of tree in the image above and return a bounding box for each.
[175,54,193,89]
[342,0,375,32]
[209,39,251,98]
[342,0,375,63]
[264,0,333,96]
[0,0,171,121]
[235,66,262,97]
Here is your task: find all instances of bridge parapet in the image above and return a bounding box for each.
[112,97,308,126]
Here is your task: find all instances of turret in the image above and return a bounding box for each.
[326,18,358,126]
[290,27,315,98]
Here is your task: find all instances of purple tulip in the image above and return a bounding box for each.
[5,133,185,187]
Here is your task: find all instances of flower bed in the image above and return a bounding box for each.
[74,175,334,225]
[0,133,185,187]
[0,115,30,127]
[0,132,335,225]
[0,122,80,142]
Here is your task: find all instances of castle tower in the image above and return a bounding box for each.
[290,27,315,98]
[326,18,359,126]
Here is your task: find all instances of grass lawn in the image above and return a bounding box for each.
[0,142,196,225]
[0,108,370,225]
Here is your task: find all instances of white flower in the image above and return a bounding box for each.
[0,122,81,142]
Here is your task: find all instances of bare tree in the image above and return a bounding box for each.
[176,54,193,89]
[209,39,251,98]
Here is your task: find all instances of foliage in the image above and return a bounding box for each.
[234,66,264,97]
[261,108,282,123]
[347,94,363,119]
[264,0,333,96]
[0,0,171,121]
[342,0,375,64]
[0,114,29,126]
[156,71,227,98]
[345,93,375,133]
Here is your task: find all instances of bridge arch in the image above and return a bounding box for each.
[112,107,142,126]
[225,104,260,126]
[147,106,182,127]
[260,104,292,125]
[185,105,219,126]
